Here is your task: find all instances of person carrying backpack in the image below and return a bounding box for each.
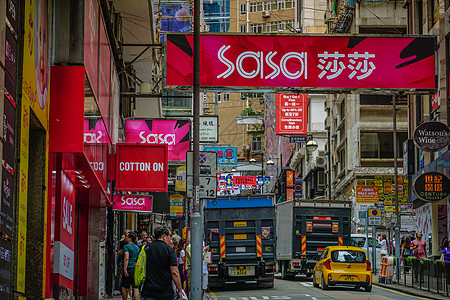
[122,232,141,300]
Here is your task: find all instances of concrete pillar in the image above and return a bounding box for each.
[431,203,439,257]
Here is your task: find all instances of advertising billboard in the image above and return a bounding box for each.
[84,0,99,98]
[54,171,76,289]
[356,186,379,203]
[125,119,190,162]
[166,34,436,93]
[115,144,168,192]
[156,2,192,41]
[276,94,307,135]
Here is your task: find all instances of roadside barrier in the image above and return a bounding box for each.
[378,256,394,284]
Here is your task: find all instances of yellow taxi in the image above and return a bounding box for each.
[313,246,372,292]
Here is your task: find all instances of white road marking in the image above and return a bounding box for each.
[301,282,313,287]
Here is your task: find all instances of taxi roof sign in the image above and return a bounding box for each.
[368,209,381,217]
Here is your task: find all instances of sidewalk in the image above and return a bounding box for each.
[372,274,449,300]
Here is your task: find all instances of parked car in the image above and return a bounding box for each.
[351,233,381,271]
[313,246,372,292]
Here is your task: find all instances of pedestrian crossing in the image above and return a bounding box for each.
[208,294,318,300]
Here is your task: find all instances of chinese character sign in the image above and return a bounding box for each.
[205,146,237,165]
[413,171,450,202]
[276,94,307,135]
[356,186,379,203]
[166,35,436,92]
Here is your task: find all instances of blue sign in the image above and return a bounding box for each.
[264,176,271,186]
[205,146,238,165]
[289,136,307,143]
[257,176,264,186]
[294,178,302,198]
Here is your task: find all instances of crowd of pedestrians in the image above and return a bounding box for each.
[116,226,206,300]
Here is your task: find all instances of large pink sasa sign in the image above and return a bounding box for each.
[166,34,436,92]
[125,119,190,161]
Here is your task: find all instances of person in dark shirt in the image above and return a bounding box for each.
[122,232,141,300]
[142,225,183,300]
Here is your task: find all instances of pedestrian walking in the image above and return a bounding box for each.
[202,245,210,299]
[178,239,186,290]
[122,232,141,300]
[442,241,450,286]
[378,234,388,257]
[411,231,427,283]
[138,231,148,247]
[141,225,183,300]
[401,237,412,273]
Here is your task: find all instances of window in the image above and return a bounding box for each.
[223,93,230,102]
[240,25,246,33]
[338,148,345,171]
[351,237,366,248]
[339,100,345,119]
[331,250,366,263]
[250,2,257,12]
[360,132,408,159]
[252,137,262,151]
[215,92,221,103]
[240,3,246,14]
[240,93,247,101]
[317,170,325,191]
[360,94,407,105]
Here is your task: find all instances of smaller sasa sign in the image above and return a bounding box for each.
[116,144,168,191]
[113,194,153,212]
[413,121,450,151]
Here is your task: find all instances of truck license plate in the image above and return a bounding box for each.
[228,266,255,276]
[236,267,247,275]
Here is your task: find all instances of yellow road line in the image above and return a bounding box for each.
[209,291,218,299]
[373,285,430,299]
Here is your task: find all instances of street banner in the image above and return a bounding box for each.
[166,34,436,92]
[125,119,190,161]
[115,144,168,191]
[233,176,257,186]
[175,165,187,191]
[276,94,307,135]
[113,194,153,212]
[356,186,379,203]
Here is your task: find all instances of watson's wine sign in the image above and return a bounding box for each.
[413,121,450,151]
[413,172,450,202]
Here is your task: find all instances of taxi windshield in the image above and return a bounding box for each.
[331,250,366,263]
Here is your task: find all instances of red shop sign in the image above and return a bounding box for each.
[115,144,168,192]
[276,94,307,135]
[166,34,436,92]
[233,176,257,186]
[113,194,153,212]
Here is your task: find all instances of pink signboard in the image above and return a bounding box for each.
[98,16,111,130]
[125,119,190,161]
[113,194,153,212]
[84,0,99,97]
[166,34,436,92]
[276,94,307,135]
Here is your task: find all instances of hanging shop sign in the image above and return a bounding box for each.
[413,171,450,202]
[276,94,307,135]
[169,194,184,217]
[166,34,436,93]
[113,194,153,212]
[125,119,190,161]
[115,144,168,192]
[199,116,218,142]
[204,146,237,166]
[413,121,450,151]
[233,176,257,186]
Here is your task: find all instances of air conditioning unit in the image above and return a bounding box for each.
[243,145,250,150]
[262,10,270,18]
[316,156,326,167]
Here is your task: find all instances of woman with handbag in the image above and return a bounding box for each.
[401,237,412,273]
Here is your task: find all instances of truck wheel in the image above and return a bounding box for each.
[312,274,319,288]
[321,277,328,290]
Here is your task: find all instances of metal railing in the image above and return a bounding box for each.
[399,258,450,296]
